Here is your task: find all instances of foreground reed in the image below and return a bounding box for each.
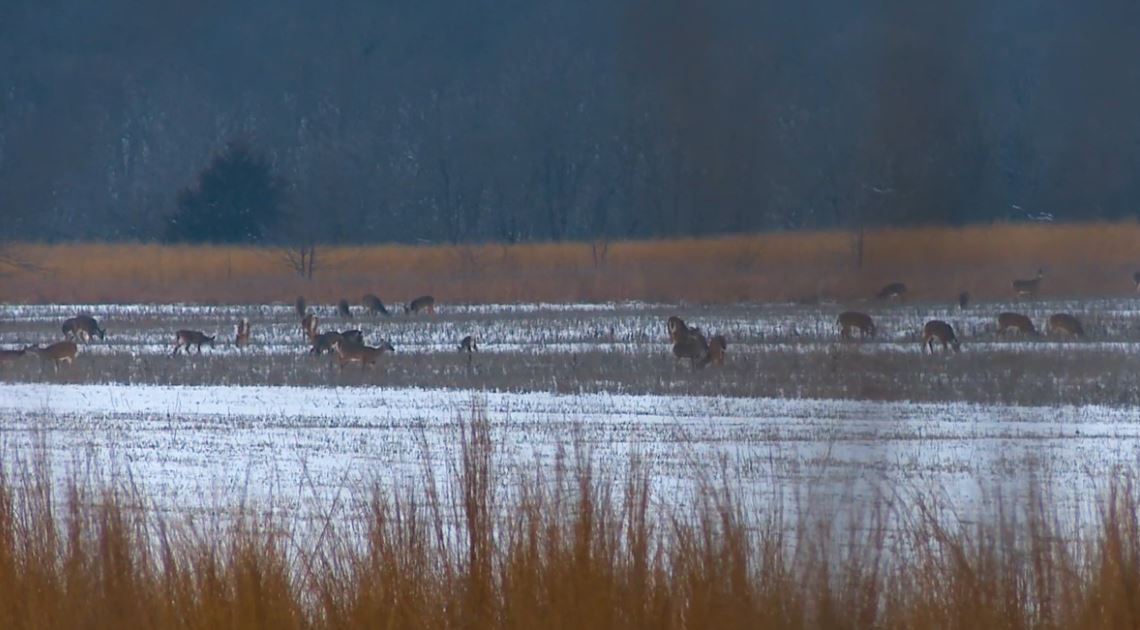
[0,417,1138,629]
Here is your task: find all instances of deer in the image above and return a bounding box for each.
[837,311,876,340]
[331,338,395,370]
[667,316,698,344]
[310,330,364,355]
[362,294,391,316]
[458,335,478,353]
[337,298,353,319]
[876,282,907,300]
[62,315,105,343]
[997,312,1038,336]
[672,328,710,370]
[405,295,436,315]
[28,341,78,368]
[295,296,307,320]
[172,330,216,355]
[1133,271,1140,292]
[958,292,970,310]
[1012,268,1045,298]
[1047,313,1084,337]
[301,313,318,342]
[235,319,251,348]
[703,334,727,367]
[0,347,28,365]
[922,320,961,354]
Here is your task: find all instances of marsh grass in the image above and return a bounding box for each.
[0,415,1139,628]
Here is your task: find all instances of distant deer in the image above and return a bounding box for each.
[458,335,478,353]
[172,330,216,355]
[331,338,395,370]
[310,330,364,355]
[28,341,78,368]
[0,347,28,365]
[997,312,1038,336]
[876,282,907,300]
[337,298,353,319]
[235,319,251,348]
[837,311,876,340]
[922,320,961,354]
[301,313,318,341]
[405,295,436,315]
[1047,313,1084,337]
[1012,268,1045,298]
[62,315,105,343]
[362,294,391,316]
[703,334,727,367]
[672,328,710,370]
[295,296,307,320]
[1133,271,1140,292]
[667,316,698,344]
[958,292,970,310]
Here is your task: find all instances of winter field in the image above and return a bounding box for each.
[1,298,1138,533]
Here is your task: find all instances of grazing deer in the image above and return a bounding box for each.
[1133,271,1140,292]
[0,347,28,365]
[837,311,876,340]
[235,318,251,348]
[405,295,436,315]
[922,320,961,354]
[997,312,1038,336]
[458,335,478,353]
[337,298,353,319]
[301,313,318,341]
[331,338,395,370]
[28,341,78,368]
[1012,268,1045,298]
[703,334,727,367]
[309,330,363,355]
[958,292,970,310]
[362,293,391,316]
[62,315,105,343]
[876,282,907,300]
[667,316,697,344]
[172,330,216,355]
[672,328,710,370]
[1047,313,1084,337]
[295,296,307,319]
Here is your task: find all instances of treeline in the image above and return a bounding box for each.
[2,0,1140,244]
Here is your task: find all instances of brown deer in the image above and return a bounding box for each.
[1133,271,1140,292]
[0,347,28,365]
[405,295,436,315]
[295,296,307,319]
[301,313,318,341]
[922,320,961,354]
[362,293,391,316]
[62,315,105,343]
[837,311,876,339]
[876,282,907,300]
[703,334,727,367]
[337,298,353,319]
[172,330,216,355]
[958,291,970,310]
[28,341,78,368]
[1012,268,1045,297]
[667,316,697,344]
[235,318,251,348]
[310,330,365,355]
[332,338,395,370]
[1047,313,1084,337]
[458,335,478,353]
[672,328,710,370]
[997,312,1039,336]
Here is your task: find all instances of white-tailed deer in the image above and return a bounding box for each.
[667,316,698,344]
[703,334,727,367]
[62,315,105,343]
[458,335,478,353]
[997,312,1038,336]
[235,319,251,348]
[0,347,28,364]
[310,330,364,355]
[331,338,395,370]
[295,296,307,319]
[1133,271,1140,292]
[837,311,876,339]
[958,291,970,310]
[1012,268,1044,297]
[337,298,353,319]
[301,313,318,341]
[672,328,710,370]
[28,341,78,368]
[876,282,907,300]
[362,293,391,316]
[1047,313,1084,337]
[922,320,961,353]
[405,295,436,315]
[172,330,215,355]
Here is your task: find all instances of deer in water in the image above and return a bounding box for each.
[362,294,390,316]
[1012,268,1045,298]
[837,311,876,340]
[172,330,216,355]
[922,320,961,354]
[405,295,436,315]
[1047,313,1084,337]
[704,334,727,367]
[997,312,1039,336]
[331,338,395,370]
[235,319,251,348]
[876,282,907,300]
[301,313,318,342]
[337,298,353,319]
[28,341,78,368]
[458,335,478,353]
[62,315,105,343]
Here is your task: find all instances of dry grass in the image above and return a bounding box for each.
[1,416,1140,628]
[4,222,1140,304]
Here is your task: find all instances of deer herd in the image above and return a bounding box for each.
[0,267,1133,374]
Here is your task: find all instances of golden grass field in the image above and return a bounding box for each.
[3,222,1140,304]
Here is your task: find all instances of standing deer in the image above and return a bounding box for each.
[1047,313,1084,337]
[362,294,391,316]
[0,347,28,365]
[997,312,1039,336]
[922,320,961,354]
[235,319,251,348]
[837,311,876,340]
[405,295,436,315]
[703,334,727,367]
[458,335,478,353]
[301,313,318,341]
[667,316,697,344]
[337,298,353,319]
[172,330,216,355]
[876,282,907,300]
[958,292,970,310]
[1012,268,1045,297]
[672,328,710,370]
[1133,271,1140,292]
[28,341,78,368]
[310,330,364,355]
[295,296,307,319]
[62,315,105,343]
[331,338,395,370]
